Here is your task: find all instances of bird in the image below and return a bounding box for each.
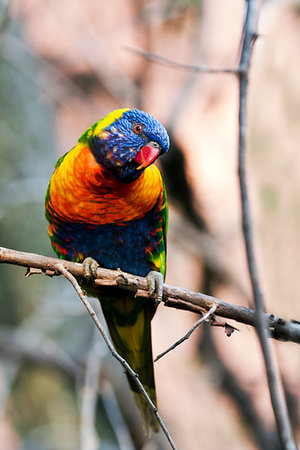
[45,108,169,433]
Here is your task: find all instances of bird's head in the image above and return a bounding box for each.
[80,108,169,182]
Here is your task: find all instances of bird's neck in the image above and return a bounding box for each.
[50,144,164,225]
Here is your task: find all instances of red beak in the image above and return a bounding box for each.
[134,143,159,169]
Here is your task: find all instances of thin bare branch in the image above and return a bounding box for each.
[155,304,217,362]
[100,380,136,450]
[54,263,177,450]
[237,1,297,449]
[126,46,239,74]
[80,329,102,450]
[1,246,300,344]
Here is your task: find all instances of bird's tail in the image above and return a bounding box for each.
[100,295,159,434]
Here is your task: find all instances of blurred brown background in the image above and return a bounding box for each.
[0,0,299,449]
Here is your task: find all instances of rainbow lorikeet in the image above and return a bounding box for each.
[45,108,169,432]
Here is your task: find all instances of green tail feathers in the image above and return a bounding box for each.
[100,294,159,434]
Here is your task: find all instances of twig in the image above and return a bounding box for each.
[155,304,217,362]
[237,1,297,449]
[100,380,136,450]
[126,46,239,74]
[199,325,281,450]
[80,329,102,450]
[54,263,177,450]
[1,246,300,344]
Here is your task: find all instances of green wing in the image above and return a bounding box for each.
[148,180,168,279]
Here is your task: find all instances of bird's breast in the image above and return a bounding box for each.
[47,145,164,226]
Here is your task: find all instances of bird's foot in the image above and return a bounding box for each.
[82,257,99,282]
[146,271,164,307]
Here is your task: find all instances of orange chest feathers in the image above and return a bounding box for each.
[47,144,164,225]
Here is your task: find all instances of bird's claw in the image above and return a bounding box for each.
[83,257,99,281]
[146,271,164,307]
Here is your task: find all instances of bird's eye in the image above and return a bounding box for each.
[132,123,144,134]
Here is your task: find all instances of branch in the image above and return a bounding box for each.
[0,246,300,345]
[237,2,297,449]
[125,46,238,74]
[80,329,102,450]
[100,380,136,450]
[154,304,217,362]
[199,325,281,450]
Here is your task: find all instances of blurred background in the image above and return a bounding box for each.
[0,0,300,449]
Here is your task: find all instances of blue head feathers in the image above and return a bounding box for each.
[87,108,170,182]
